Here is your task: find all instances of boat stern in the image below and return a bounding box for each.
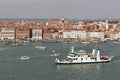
[55,58,60,63]
[109,55,114,61]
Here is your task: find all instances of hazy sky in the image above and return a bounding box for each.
[0,0,120,19]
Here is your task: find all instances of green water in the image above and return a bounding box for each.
[0,41,119,80]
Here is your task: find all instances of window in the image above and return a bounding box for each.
[81,58,83,60]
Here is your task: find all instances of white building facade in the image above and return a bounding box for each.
[0,28,15,40]
[62,30,86,39]
[89,32,105,39]
[110,32,120,40]
[32,29,43,41]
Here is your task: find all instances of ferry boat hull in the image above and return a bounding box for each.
[55,58,112,64]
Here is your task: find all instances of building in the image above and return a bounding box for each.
[62,30,86,39]
[32,28,43,41]
[48,18,69,28]
[110,32,120,40]
[15,27,30,40]
[0,28,15,40]
[89,32,105,39]
[43,32,53,40]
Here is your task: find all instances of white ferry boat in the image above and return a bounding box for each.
[55,46,113,64]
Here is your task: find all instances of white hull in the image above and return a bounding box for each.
[55,57,113,64]
[50,53,61,57]
[56,59,111,64]
[35,46,46,50]
[20,56,30,60]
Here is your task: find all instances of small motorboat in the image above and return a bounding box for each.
[23,40,30,43]
[35,46,46,50]
[20,56,30,60]
[10,43,22,46]
[81,41,91,45]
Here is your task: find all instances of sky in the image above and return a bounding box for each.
[0,0,120,19]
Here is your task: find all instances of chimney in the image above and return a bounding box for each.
[97,50,100,61]
[92,49,96,55]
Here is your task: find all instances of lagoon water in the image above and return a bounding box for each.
[0,41,120,80]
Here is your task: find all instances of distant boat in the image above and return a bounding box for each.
[52,50,55,53]
[10,43,22,46]
[4,41,12,45]
[81,41,91,45]
[23,40,31,43]
[20,56,30,60]
[50,53,61,57]
[55,46,114,64]
[113,41,120,44]
[22,40,31,45]
[35,46,46,50]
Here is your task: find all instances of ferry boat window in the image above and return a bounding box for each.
[90,58,94,60]
[81,58,83,60]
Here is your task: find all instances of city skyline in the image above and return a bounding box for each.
[0,0,120,19]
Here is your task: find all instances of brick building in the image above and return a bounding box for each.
[15,27,30,40]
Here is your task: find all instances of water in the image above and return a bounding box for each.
[0,41,120,80]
